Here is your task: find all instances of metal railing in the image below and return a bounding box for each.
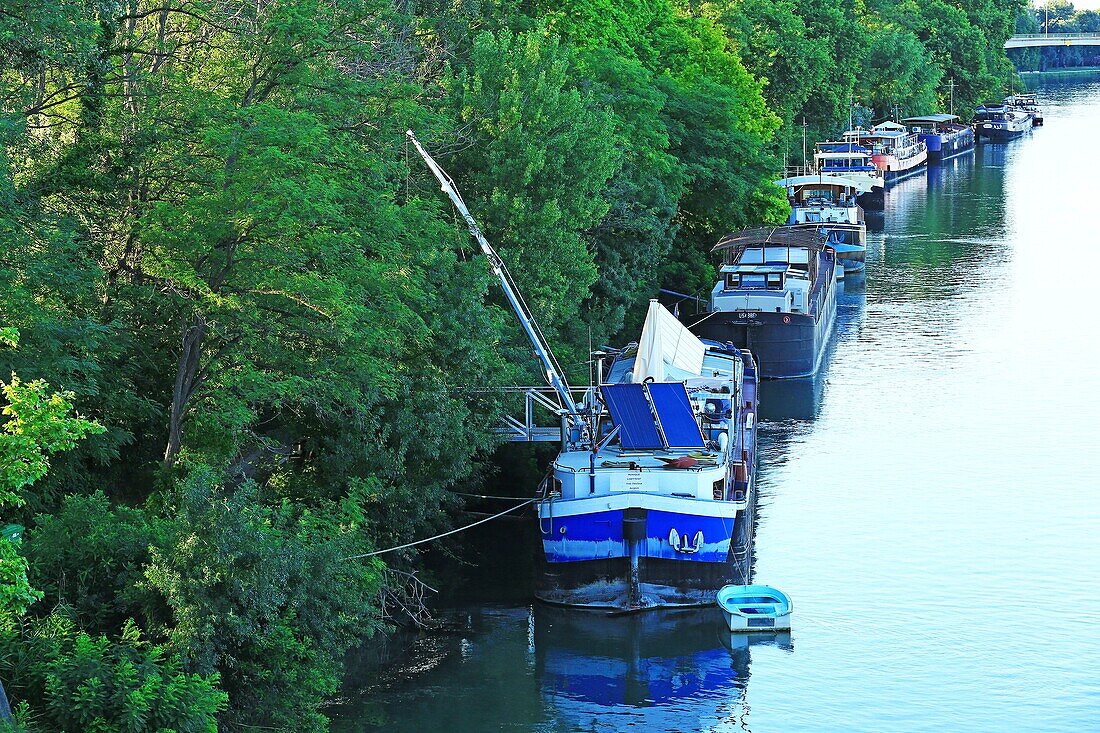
[1005,33,1100,48]
[494,386,596,443]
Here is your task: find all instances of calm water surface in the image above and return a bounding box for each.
[333,77,1100,732]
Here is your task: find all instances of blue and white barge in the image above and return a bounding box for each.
[409,130,758,611]
[537,301,758,608]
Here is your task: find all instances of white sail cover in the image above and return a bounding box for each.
[632,300,706,383]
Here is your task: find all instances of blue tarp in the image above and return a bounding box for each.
[601,384,663,450]
[647,382,706,449]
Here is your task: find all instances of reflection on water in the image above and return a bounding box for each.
[335,606,792,733]
[536,607,790,730]
[335,75,1100,733]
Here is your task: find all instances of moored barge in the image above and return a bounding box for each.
[901,114,975,163]
[974,103,1031,141]
[685,227,837,380]
[844,122,928,185]
[536,302,759,608]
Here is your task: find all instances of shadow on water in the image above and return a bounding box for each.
[334,605,792,733]
[756,272,866,424]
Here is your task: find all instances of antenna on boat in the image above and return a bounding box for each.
[405,130,587,433]
[801,117,808,170]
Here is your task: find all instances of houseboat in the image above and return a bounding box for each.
[813,141,885,209]
[536,301,759,608]
[775,175,866,274]
[408,131,759,611]
[1005,93,1043,127]
[844,122,928,185]
[685,226,837,380]
[900,114,975,163]
[974,103,1031,141]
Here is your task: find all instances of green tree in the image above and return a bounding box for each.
[144,467,383,730]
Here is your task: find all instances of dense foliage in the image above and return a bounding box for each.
[0,0,1023,729]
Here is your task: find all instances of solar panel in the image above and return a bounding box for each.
[601,384,663,450]
[647,382,706,449]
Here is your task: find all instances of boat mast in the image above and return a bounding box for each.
[405,130,587,431]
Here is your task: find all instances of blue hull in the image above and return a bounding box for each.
[534,491,757,608]
[976,122,1029,142]
[884,161,927,186]
[541,508,739,564]
[921,131,975,163]
[857,187,885,210]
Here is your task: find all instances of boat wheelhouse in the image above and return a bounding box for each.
[843,122,928,185]
[1005,93,1043,127]
[900,114,975,163]
[685,226,837,380]
[974,103,1031,141]
[537,302,758,609]
[813,141,885,209]
[775,175,867,274]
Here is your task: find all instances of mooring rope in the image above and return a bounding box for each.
[342,497,537,560]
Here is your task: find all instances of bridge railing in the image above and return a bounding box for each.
[1010,33,1100,40]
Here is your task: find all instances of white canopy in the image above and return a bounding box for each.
[774,175,872,194]
[632,300,705,383]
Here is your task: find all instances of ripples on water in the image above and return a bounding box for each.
[334,77,1100,733]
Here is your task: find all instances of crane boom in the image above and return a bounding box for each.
[405,130,586,429]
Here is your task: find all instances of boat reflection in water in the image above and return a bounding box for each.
[535,606,792,728]
[758,374,828,422]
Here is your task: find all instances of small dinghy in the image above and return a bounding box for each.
[717,585,792,632]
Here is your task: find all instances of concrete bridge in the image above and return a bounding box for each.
[1006,33,1100,49]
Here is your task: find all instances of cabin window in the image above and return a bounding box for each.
[789,248,810,264]
[740,248,763,264]
[712,479,725,501]
[764,247,787,263]
[724,273,740,289]
[766,273,783,289]
[740,274,766,288]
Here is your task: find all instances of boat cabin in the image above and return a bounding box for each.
[975,103,1012,122]
[814,143,877,174]
[774,176,866,229]
[844,123,922,157]
[546,302,750,505]
[712,241,819,316]
[901,113,963,134]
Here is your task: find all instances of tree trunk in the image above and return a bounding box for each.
[165,315,207,466]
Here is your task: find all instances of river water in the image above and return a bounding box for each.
[333,76,1100,732]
